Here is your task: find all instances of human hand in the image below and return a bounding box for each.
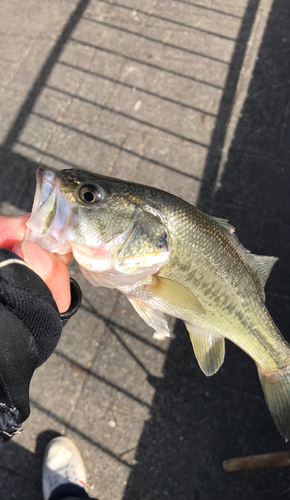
[0,214,81,442]
[0,215,72,313]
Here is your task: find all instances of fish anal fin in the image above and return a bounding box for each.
[258,365,290,441]
[147,276,205,315]
[185,322,225,376]
[129,298,170,339]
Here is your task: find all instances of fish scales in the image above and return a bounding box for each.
[162,216,286,369]
[25,166,290,440]
[140,197,272,350]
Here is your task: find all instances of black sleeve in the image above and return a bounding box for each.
[0,249,82,443]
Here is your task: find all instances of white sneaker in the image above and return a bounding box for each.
[42,436,88,500]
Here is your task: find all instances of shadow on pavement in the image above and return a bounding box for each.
[123,1,290,499]
[0,149,38,214]
[0,430,60,499]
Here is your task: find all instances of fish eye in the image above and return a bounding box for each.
[79,185,102,204]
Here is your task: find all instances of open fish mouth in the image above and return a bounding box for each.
[26,166,74,255]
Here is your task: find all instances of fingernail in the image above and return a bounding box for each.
[21,241,52,276]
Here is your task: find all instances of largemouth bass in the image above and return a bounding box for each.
[26,166,290,440]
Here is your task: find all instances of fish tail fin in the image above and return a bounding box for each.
[258,365,290,441]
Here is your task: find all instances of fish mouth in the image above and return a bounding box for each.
[25,166,74,255]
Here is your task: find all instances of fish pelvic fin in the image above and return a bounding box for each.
[129,298,170,339]
[258,365,290,441]
[147,276,205,315]
[185,322,225,376]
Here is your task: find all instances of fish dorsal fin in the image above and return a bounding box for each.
[129,298,171,339]
[185,322,225,376]
[213,215,278,293]
[213,216,235,235]
[146,276,205,315]
[251,254,278,289]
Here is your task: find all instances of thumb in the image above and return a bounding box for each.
[12,241,71,313]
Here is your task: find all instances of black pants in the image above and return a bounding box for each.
[49,483,99,500]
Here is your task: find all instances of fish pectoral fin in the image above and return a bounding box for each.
[146,276,205,315]
[185,322,225,376]
[129,298,171,338]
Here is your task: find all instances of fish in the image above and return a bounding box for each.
[26,165,290,440]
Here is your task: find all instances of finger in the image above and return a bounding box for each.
[0,214,30,250]
[0,215,73,265]
[13,241,71,313]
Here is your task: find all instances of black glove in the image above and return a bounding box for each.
[0,248,82,444]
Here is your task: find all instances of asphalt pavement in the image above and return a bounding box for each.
[1,0,290,499]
